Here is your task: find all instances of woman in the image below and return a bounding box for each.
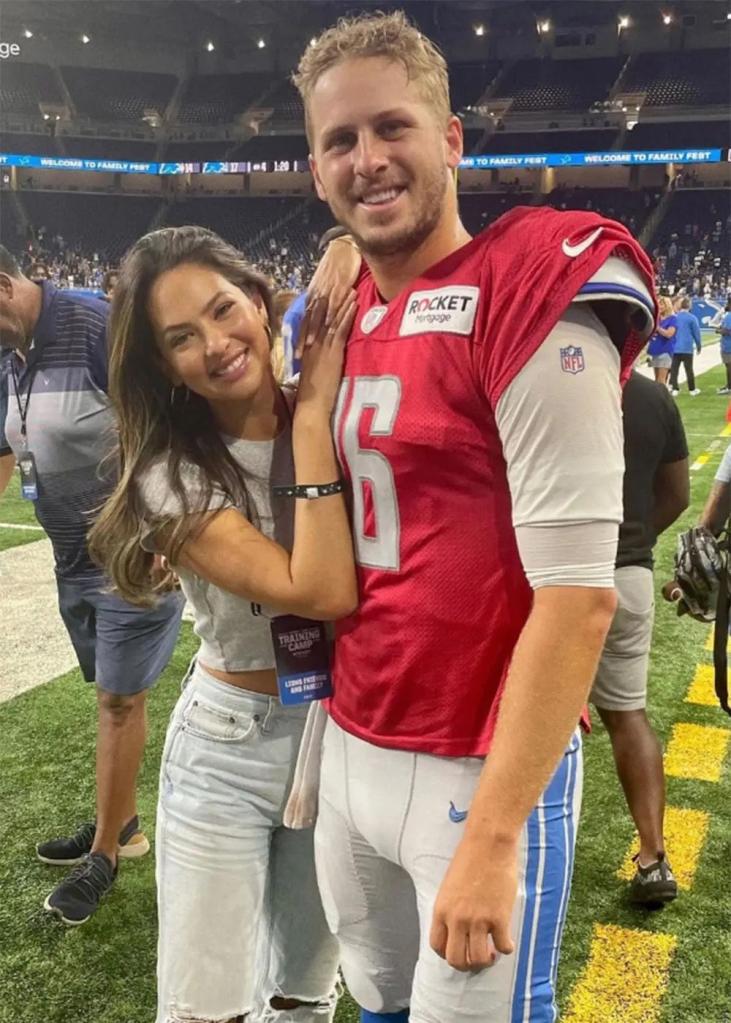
[89,225,357,1023]
[646,295,677,387]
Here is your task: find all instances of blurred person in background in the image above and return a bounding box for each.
[0,244,184,926]
[715,298,731,395]
[669,297,702,396]
[646,295,677,388]
[590,372,688,906]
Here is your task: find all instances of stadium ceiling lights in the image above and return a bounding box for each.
[537,19,551,33]
[206,40,215,51]
[310,37,317,46]
[473,24,485,36]
[257,38,266,49]
[662,12,673,24]
[23,28,33,38]
[81,33,91,44]
[618,15,630,29]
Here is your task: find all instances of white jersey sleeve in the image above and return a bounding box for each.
[572,254,656,342]
[495,301,624,588]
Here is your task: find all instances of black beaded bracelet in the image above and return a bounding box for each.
[272,480,345,500]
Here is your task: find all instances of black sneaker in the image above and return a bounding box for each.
[43,852,117,926]
[629,853,678,907]
[36,815,149,866]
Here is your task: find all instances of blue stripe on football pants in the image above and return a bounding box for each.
[511,731,581,1023]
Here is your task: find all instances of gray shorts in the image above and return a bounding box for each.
[722,352,731,365]
[57,575,184,695]
[651,354,672,369]
[590,565,654,712]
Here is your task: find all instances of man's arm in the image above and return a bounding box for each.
[652,458,690,536]
[699,480,731,536]
[693,316,702,351]
[431,303,624,970]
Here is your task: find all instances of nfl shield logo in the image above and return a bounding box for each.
[560,345,585,374]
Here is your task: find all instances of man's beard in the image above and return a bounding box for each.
[340,163,448,259]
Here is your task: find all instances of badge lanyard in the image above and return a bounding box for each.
[252,604,334,706]
[11,361,39,500]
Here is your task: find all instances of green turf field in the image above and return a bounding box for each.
[1,365,730,1023]
[0,471,45,552]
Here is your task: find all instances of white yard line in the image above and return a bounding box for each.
[0,522,45,531]
[0,539,78,704]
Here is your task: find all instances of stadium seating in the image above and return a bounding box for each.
[621,50,730,108]
[0,131,57,156]
[625,120,731,151]
[61,67,176,123]
[62,137,158,160]
[0,191,28,251]
[0,62,62,115]
[262,80,305,122]
[18,192,161,260]
[458,193,530,235]
[450,62,502,111]
[492,57,624,112]
[230,134,310,162]
[177,74,273,124]
[161,196,305,255]
[484,129,618,153]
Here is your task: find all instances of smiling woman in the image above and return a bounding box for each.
[87,224,358,1023]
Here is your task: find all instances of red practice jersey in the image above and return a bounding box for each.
[330,206,656,757]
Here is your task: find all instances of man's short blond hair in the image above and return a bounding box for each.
[293,10,451,143]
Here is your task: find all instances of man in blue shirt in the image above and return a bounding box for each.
[0,246,184,926]
[669,297,702,396]
[716,299,731,395]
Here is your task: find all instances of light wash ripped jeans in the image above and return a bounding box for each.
[155,661,340,1023]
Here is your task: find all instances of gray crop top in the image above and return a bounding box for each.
[137,414,295,673]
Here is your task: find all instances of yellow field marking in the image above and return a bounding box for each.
[721,423,731,437]
[617,806,710,890]
[664,723,731,782]
[704,627,730,652]
[686,663,726,706]
[562,923,676,1023]
[690,453,710,471]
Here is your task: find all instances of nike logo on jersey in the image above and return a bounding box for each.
[561,226,604,259]
[449,801,468,823]
[399,286,479,338]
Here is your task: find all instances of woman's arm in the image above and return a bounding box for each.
[165,297,359,620]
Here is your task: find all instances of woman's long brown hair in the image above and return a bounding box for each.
[88,226,274,605]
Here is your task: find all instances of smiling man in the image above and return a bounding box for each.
[294,12,657,1023]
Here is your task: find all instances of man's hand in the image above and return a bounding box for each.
[429,834,517,972]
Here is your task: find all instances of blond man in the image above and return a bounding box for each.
[294,12,657,1023]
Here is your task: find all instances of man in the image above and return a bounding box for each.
[669,297,702,395]
[715,298,731,394]
[0,247,184,926]
[293,12,656,1023]
[590,372,688,906]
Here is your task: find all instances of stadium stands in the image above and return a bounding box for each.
[625,120,731,150]
[62,137,158,160]
[0,61,62,115]
[492,57,624,112]
[484,129,618,153]
[19,191,161,260]
[621,50,730,108]
[177,73,273,124]
[0,131,57,156]
[262,80,305,122]
[61,67,176,123]
[450,62,501,111]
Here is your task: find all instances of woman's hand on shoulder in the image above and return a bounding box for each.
[297,236,361,357]
[296,292,357,416]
